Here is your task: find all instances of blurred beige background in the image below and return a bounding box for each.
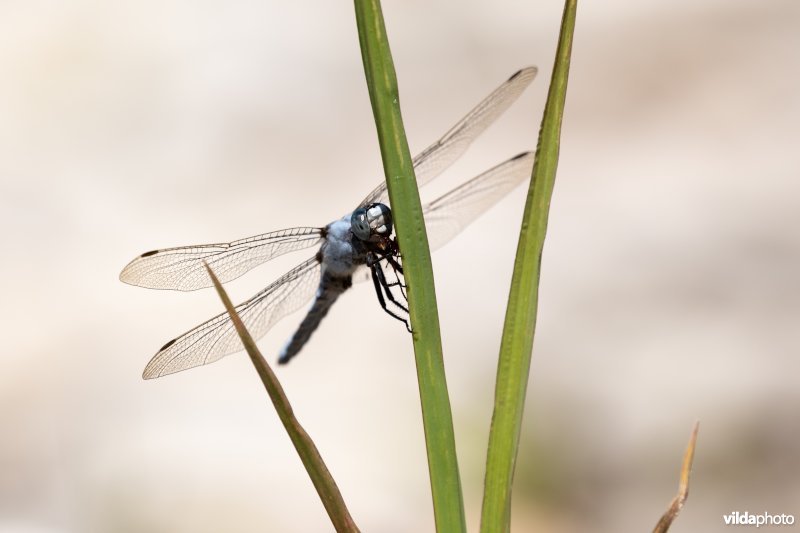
[2,0,799,531]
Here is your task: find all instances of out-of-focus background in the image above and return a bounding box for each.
[2,0,798,531]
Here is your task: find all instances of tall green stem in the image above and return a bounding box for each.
[353,1,466,531]
[480,1,577,531]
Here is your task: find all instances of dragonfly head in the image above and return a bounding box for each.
[351,203,393,242]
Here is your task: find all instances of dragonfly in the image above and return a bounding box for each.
[121,66,537,379]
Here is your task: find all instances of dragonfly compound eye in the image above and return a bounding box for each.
[351,203,393,241]
[367,203,392,236]
[350,207,372,241]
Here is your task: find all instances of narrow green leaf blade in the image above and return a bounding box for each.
[203,262,360,533]
[480,1,578,531]
[353,1,466,532]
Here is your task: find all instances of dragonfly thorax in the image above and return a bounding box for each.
[350,203,393,243]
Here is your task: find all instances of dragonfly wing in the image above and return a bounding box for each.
[423,152,533,251]
[142,256,322,378]
[359,67,537,208]
[352,153,533,283]
[120,227,323,291]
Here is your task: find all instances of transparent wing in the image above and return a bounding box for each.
[359,67,537,208]
[351,152,534,284]
[142,256,322,378]
[423,152,534,251]
[120,227,323,291]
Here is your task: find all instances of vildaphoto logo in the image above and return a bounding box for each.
[723,511,795,527]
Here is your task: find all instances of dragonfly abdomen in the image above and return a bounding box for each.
[277,273,352,364]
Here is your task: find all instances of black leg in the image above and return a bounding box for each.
[385,253,403,275]
[377,251,408,299]
[374,265,412,333]
[370,264,410,329]
[374,262,409,313]
[386,260,408,300]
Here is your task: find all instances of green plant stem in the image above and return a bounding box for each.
[480,1,577,532]
[204,263,360,533]
[353,1,466,532]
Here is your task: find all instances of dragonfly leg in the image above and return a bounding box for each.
[370,263,411,332]
[383,258,408,300]
[374,262,409,314]
[373,249,407,297]
[385,253,404,275]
